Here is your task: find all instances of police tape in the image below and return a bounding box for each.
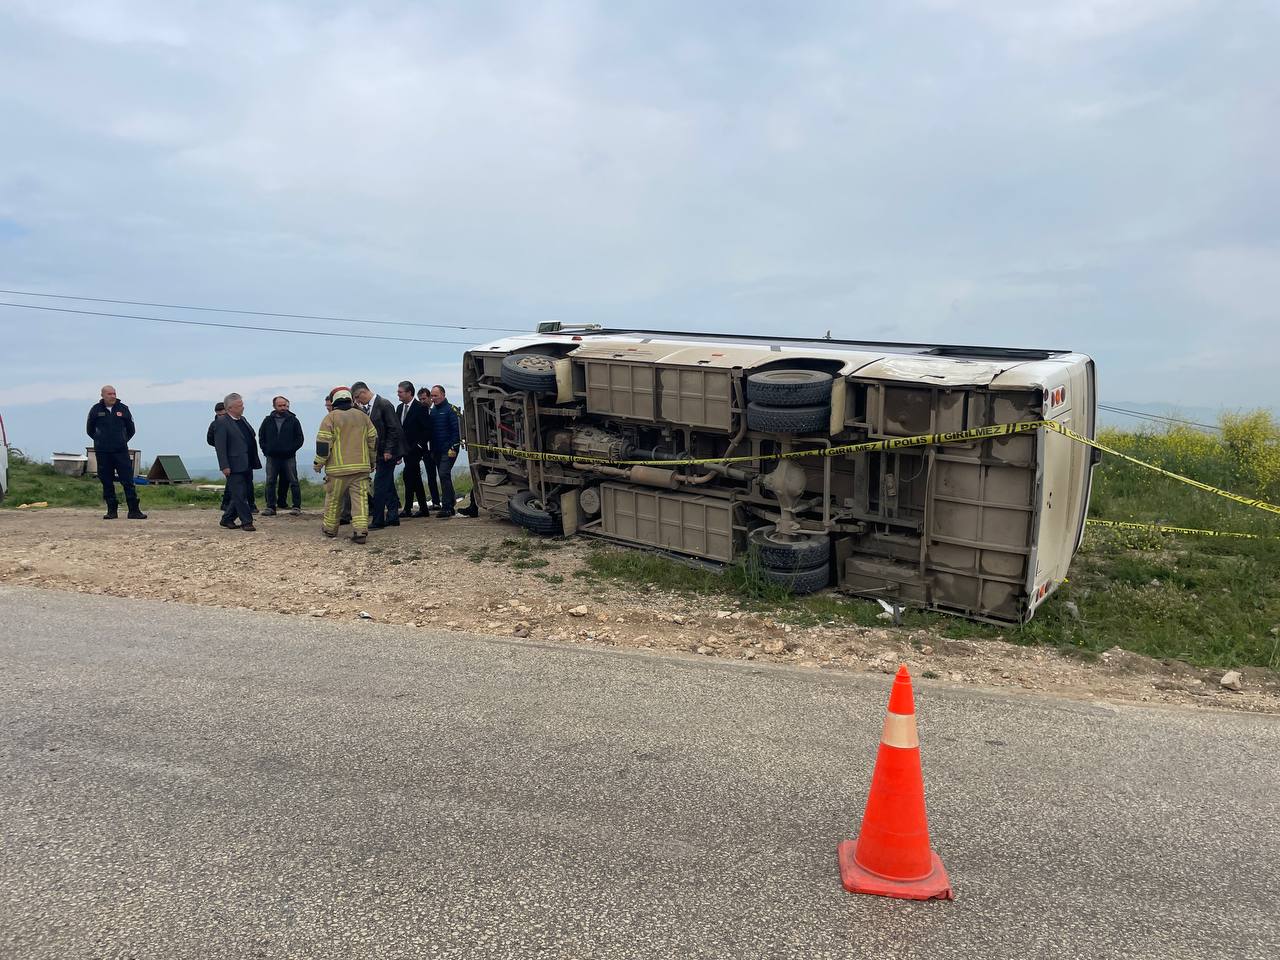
[464,420,1044,468]
[1084,518,1272,540]
[464,418,1280,519]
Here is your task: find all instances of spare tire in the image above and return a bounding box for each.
[501,353,558,394]
[747,369,833,407]
[746,401,830,434]
[761,562,829,595]
[508,489,562,535]
[748,526,831,571]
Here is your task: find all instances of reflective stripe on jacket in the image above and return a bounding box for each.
[315,407,378,477]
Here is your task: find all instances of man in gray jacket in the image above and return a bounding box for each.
[213,392,263,531]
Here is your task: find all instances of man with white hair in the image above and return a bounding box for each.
[85,385,145,520]
[212,392,262,531]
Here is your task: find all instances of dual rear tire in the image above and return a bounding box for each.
[745,369,833,434]
[748,525,830,594]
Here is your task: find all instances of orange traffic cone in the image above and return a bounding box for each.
[837,665,953,900]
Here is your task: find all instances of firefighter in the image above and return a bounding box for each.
[313,387,378,543]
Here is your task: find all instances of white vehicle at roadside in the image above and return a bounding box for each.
[463,323,1099,625]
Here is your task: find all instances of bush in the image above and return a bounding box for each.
[1220,410,1280,500]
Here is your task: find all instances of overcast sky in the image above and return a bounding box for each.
[1,0,1277,448]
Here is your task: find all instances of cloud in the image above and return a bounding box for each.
[918,0,1203,56]
[13,0,192,48]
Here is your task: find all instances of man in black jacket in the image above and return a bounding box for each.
[352,381,402,528]
[395,380,431,517]
[213,392,262,531]
[258,395,305,515]
[206,401,232,513]
[86,385,146,520]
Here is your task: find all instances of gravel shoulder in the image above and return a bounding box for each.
[2,507,1276,714]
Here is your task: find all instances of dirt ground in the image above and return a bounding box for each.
[2,507,1277,714]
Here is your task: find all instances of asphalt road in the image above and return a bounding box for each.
[1,585,1277,960]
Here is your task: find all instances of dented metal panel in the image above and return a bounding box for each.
[854,356,1009,386]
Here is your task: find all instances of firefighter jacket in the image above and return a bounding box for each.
[314,406,378,478]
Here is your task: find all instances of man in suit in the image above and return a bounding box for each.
[85,384,146,520]
[426,384,461,519]
[352,381,403,529]
[417,386,441,510]
[395,380,431,517]
[208,400,258,516]
[213,392,263,531]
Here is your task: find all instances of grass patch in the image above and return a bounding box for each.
[511,557,550,570]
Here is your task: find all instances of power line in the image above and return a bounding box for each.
[1099,403,1221,432]
[0,287,528,334]
[0,300,482,346]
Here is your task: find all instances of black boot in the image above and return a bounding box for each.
[126,503,148,519]
[103,503,119,520]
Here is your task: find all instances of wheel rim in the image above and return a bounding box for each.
[766,371,817,383]
[753,527,818,548]
[515,355,555,373]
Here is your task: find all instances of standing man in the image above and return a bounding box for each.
[417,386,441,510]
[395,380,430,517]
[206,401,226,447]
[86,385,146,520]
[208,400,257,516]
[314,387,377,543]
[258,395,305,516]
[352,381,402,529]
[326,389,352,525]
[427,384,461,519]
[206,401,231,514]
[213,392,262,531]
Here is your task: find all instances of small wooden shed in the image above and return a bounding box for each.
[146,455,192,485]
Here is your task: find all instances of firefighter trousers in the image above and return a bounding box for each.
[323,474,370,533]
